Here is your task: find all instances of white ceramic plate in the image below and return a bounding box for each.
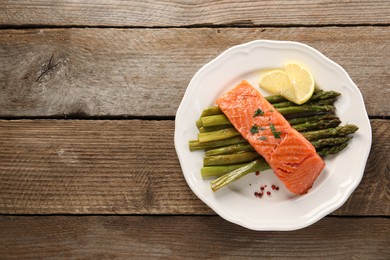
[174,40,371,231]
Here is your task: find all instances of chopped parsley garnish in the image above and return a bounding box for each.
[250,125,259,134]
[259,136,267,141]
[270,123,282,139]
[254,108,264,117]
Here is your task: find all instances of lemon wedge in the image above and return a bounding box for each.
[258,63,315,105]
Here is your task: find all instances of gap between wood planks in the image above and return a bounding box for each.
[0,116,388,121]
[0,115,176,121]
[1,23,390,30]
[0,213,388,218]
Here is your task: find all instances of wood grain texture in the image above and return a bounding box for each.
[0,119,388,215]
[0,120,206,214]
[0,27,389,118]
[1,0,389,27]
[0,216,389,259]
[337,119,390,215]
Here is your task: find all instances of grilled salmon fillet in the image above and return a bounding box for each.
[216,80,325,194]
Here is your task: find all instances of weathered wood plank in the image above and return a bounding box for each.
[337,119,390,215]
[0,119,388,215]
[0,27,389,117]
[1,0,389,27]
[0,216,388,259]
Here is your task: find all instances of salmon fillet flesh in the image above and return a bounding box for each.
[216,80,325,195]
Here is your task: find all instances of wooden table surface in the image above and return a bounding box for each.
[0,1,389,259]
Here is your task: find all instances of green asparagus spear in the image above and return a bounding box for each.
[201,163,251,178]
[199,125,232,133]
[293,119,341,132]
[201,106,222,117]
[264,95,288,104]
[288,114,338,125]
[311,97,338,106]
[253,90,322,104]
[189,136,247,151]
[309,90,340,101]
[278,105,335,118]
[203,152,260,166]
[264,89,323,103]
[302,124,359,141]
[311,136,352,150]
[273,97,339,108]
[198,128,241,143]
[210,159,269,192]
[317,142,349,157]
[205,143,254,156]
[201,114,231,127]
[196,118,203,129]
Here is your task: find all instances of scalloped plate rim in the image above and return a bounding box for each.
[174,40,372,231]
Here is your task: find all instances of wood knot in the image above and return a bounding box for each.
[36,53,63,82]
